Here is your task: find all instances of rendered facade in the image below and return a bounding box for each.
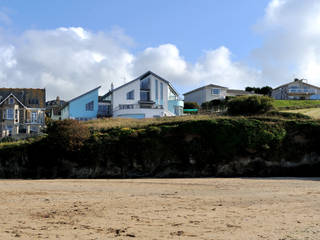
[104,71,184,119]
[61,86,100,121]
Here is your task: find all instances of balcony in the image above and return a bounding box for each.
[116,103,163,111]
[288,88,316,95]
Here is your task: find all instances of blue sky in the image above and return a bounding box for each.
[1,0,269,62]
[0,0,320,99]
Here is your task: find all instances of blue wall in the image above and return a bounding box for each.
[69,88,99,119]
[168,100,184,115]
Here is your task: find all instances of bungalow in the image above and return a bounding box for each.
[102,71,184,118]
[183,84,254,106]
[0,88,46,137]
[61,86,100,121]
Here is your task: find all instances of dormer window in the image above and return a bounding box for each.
[9,97,14,105]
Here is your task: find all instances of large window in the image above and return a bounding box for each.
[126,90,134,100]
[85,101,94,111]
[140,77,150,90]
[155,79,159,102]
[160,83,163,104]
[211,88,220,95]
[140,91,150,101]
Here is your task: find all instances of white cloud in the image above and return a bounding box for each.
[253,0,320,87]
[0,27,260,100]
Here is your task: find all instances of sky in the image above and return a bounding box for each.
[0,0,319,100]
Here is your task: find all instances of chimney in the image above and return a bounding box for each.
[56,96,60,105]
[111,83,114,91]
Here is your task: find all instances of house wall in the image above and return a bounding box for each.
[184,86,227,106]
[204,87,227,102]
[184,88,206,106]
[61,105,69,119]
[111,74,181,118]
[62,89,99,120]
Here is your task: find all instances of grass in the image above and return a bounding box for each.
[83,114,222,130]
[273,100,320,110]
[83,113,318,131]
[282,108,320,119]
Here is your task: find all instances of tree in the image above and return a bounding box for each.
[245,86,273,96]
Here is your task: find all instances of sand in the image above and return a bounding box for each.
[0,178,319,239]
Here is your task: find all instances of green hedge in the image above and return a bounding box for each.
[0,118,320,178]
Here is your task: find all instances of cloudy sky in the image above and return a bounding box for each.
[0,0,319,100]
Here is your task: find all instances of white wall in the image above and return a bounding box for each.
[112,80,140,110]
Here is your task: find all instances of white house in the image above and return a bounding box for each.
[102,71,184,119]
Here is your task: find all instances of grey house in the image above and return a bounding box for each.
[183,84,254,106]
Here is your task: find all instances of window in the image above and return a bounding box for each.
[31,112,37,123]
[126,90,134,100]
[15,109,19,122]
[140,77,150,89]
[85,101,94,111]
[9,98,14,104]
[160,83,163,103]
[155,79,159,102]
[7,109,13,119]
[28,99,39,105]
[140,91,150,101]
[211,88,220,95]
[119,104,134,110]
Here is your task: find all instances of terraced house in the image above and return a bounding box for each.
[0,88,46,137]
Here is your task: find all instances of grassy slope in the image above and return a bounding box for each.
[282,108,320,119]
[273,100,320,110]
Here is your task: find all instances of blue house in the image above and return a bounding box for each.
[61,86,100,121]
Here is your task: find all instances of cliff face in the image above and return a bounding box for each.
[1,118,320,178]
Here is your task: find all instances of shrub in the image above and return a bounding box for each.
[46,119,90,152]
[184,102,199,109]
[227,95,274,115]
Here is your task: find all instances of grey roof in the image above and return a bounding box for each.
[226,89,255,96]
[110,71,180,96]
[0,88,46,108]
[273,80,320,91]
[183,84,228,96]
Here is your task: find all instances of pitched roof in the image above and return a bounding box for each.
[273,80,320,91]
[110,71,180,96]
[61,86,101,110]
[0,88,46,108]
[226,89,255,96]
[183,84,228,95]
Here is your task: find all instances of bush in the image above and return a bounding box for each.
[201,99,226,110]
[227,95,274,115]
[46,119,90,152]
[184,102,199,109]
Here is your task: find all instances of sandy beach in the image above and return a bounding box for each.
[0,178,319,239]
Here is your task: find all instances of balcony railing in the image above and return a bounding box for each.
[288,89,316,94]
[114,104,163,112]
